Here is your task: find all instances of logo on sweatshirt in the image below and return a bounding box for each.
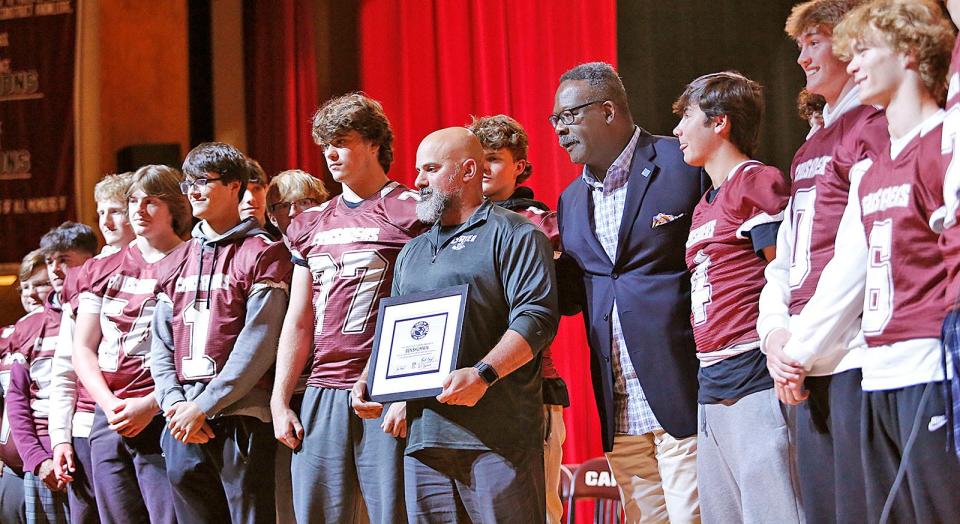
[450,235,477,251]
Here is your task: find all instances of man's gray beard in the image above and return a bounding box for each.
[416,190,452,223]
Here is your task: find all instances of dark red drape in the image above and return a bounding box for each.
[358,0,617,470]
[0,5,75,265]
[244,0,327,182]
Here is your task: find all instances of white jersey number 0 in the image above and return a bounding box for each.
[789,187,816,289]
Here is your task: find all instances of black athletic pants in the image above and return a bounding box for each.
[796,369,866,524]
[861,381,960,523]
[161,415,276,524]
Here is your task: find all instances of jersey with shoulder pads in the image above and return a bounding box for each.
[685,161,789,354]
[156,229,293,387]
[0,316,32,472]
[503,203,562,381]
[787,106,887,313]
[14,296,67,437]
[286,181,427,389]
[61,265,84,316]
[81,243,181,399]
[62,255,112,414]
[858,113,949,346]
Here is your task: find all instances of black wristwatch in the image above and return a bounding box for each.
[473,361,500,386]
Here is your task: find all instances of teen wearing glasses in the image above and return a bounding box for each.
[262,167,328,523]
[265,169,329,236]
[151,142,293,523]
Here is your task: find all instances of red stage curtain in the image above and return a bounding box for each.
[358,0,617,469]
[244,0,327,181]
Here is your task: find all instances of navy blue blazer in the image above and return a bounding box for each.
[557,128,707,451]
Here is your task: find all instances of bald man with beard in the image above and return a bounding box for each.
[353,128,559,522]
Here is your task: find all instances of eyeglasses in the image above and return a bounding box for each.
[179,176,224,195]
[268,198,320,215]
[548,100,606,127]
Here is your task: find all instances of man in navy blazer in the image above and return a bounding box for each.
[553,62,706,523]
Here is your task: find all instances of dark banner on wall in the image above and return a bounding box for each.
[0,1,75,265]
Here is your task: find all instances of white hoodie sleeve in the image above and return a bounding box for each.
[939,93,960,231]
[47,308,77,447]
[757,197,794,350]
[781,159,872,367]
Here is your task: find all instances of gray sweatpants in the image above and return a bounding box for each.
[291,386,406,524]
[0,465,25,523]
[697,387,802,524]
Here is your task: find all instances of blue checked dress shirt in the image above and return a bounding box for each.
[580,127,662,435]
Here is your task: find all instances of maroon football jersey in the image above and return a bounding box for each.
[82,243,182,400]
[286,181,427,389]
[62,248,117,314]
[859,114,949,346]
[61,264,84,316]
[156,228,292,386]
[0,318,30,472]
[63,253,115,415]
[685,161,790,354]
[787,106,887,314]
[15,299,66,438]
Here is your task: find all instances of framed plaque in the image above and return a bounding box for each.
[367,285,468,402]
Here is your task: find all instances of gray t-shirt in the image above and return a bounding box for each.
[393,201,559,453]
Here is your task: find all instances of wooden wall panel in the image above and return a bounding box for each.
[96,0,190,178]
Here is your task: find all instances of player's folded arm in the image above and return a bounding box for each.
[193,280,288,417]
[47,309,80,447]
[782,167,870,368]
[757,199,796,349]
[150,295,187,412]
[7,362,50,474]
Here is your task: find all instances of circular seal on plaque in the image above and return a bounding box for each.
[411,320,430,340]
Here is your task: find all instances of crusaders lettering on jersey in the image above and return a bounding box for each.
[285,181,428,389]
[861,184,911,215]
[311,227,381,245]
[794,155,831,181]
[686,219,716,249]
[175,273,231,293]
